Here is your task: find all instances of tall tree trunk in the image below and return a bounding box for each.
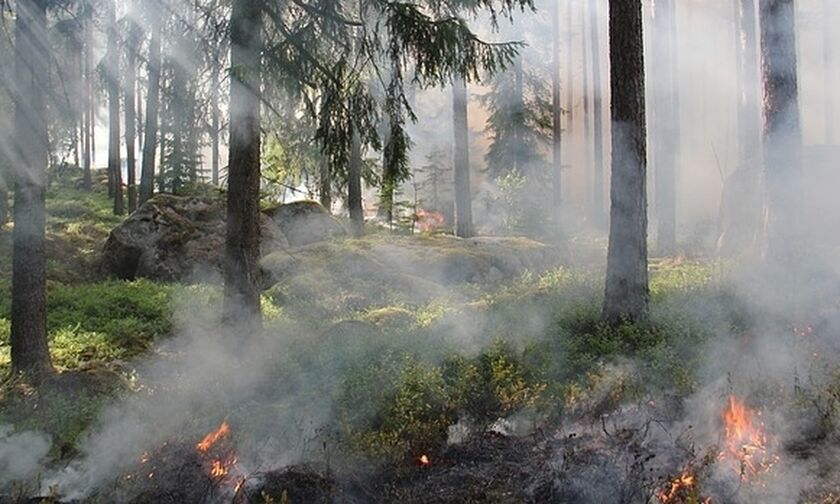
[590,0,606,228]
[738,0,761,165]
[652,0,678,253]
[551,0,563,231]
[140,18,162,205]
[378,129,395,224]
[603,0,649,323]
[0,183,7,225]
[0,138,8,225]
[319,157,332,212]
[73,49,81,169]
[759,0,801,269]
[824,0,834,144]
[223,0,264,326]
[107,0,124,215]
[565,0,575,165]
[348,128,365,237]
[11,0,53,378]
[171,49,187,194]
[125,25,139,213]
[582,1,593,216]
[452,77,474,238]
[211,60,221,186]
[82,2,93,190]
[512,55,524,175]
[137,81,143,154]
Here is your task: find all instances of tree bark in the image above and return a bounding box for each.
[319,157,332,212]
[603,0,649,324]
[551,0,563,231]
[590,0,606,228]
[512,55,524,175]
[125,24,139,213]
[82,1,93,191]
[0,184,7,225]
[107,0,124,215]
[140,17,162,205]
[759,0,801,269]
[565,0,575,161]
[452,76,474,238]
[378,129,396,224]
[137,76,143,154]
[738,0,761,165]
[11,0,53,378]
[348,128,365,237]
[211,60,221,186]
[223,0,264,326]
[582,1,593,216]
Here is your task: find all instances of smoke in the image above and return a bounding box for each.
[1,0,839,502]
[0,425,51,486]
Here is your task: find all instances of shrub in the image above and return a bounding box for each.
[335,351,454,462]
[443,341,544,425]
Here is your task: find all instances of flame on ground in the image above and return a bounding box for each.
[196,421,244,485]
[209,457,237,479]
[196,421,230,453]
[415,209,445,232]
[719,395,780,481]
[419,454,430,466]
[656,470,711,504]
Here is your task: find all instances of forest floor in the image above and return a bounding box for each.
[1,181,839,503]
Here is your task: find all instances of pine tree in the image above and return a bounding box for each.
[10,0,54,378]
[223,0,263,326]
[759,0,801,270]
[603,0,649,323]
[106,0,124,215]
[139,0,162,205]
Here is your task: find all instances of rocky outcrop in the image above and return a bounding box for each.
[265,200,346,247]
[102,195,287,281]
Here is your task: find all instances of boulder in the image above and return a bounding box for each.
[265,200,346,247]
[102,195,287,281]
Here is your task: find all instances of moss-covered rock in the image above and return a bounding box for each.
[102,195,287,281]
[265,200,346,247]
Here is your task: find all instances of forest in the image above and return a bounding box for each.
[0,0,838,502]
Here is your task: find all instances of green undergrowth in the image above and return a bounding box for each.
[328,260,737,463]
[0,207,734,469]
[0,279,174,374]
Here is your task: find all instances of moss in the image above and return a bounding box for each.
[362,306,416,328]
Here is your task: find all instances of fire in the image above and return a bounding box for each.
[719,395,779,481]
[657,471,704,503]
[415,209,445,232]
[195,421,244,485]
[196,421,230,453]
[419,454,430,466]
[209,457,237,479]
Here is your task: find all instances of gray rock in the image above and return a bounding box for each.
[265,200,346,247]
[102,195,287,281]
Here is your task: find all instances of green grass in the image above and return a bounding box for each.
[0,280,174,374]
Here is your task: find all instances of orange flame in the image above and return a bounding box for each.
[719,395,779,481]
[656,470,712,504]
[209,457,237,479]
[196,421,230,453]
[419,454,430,466]
[657,471,694,503]
[415,209,445,232]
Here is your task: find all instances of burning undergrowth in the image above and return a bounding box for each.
[2,264,840,503]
